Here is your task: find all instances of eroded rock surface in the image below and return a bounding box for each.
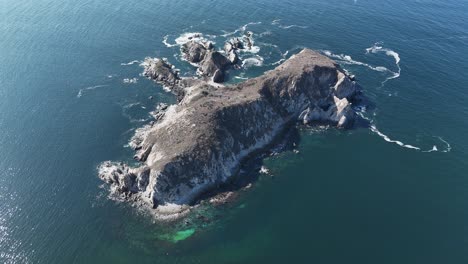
[100,48,362,220]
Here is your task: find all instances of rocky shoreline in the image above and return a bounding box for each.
[99,35,363,220]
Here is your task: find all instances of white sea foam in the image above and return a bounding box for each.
[270,50,290,66]
[272,19,281,25]
[272,19,308,29]
[162,35,177,47]
[438,137,452,153]
[242,56,264,68]
[323,45,402,90]
[163,33,213,47]
[258,31,273,38]
[243,45,260,54]
[123,78,138,84]
[365,42,401,87]
[221,22,262,37]
[120,60,140,66]
[76,84,109,98]
[423,145,438,153]
[358,111,451,153]
[259,166,270,174]
[271,58,286,66]
[175,32,206,45]
[370,125,421,150]
[122,102,141,109]
[322,50,390,73]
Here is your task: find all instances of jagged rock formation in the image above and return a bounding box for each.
[180,40,231,83]
[100,48,362,220]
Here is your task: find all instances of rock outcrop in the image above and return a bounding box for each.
[180,40,231,83]
[100,49,361,220]
[175,32,257,83]
[141,58,179,88]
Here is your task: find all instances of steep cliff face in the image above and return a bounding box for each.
[99,49,360,219]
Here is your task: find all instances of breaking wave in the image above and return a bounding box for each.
[163,32,214,48]
[242,56,264,68]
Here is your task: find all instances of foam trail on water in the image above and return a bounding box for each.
[258,31,273,38]
[221,22,261,37]
[370,125,421,150]
[270,50,290,66]
[323,47,401,89]
[365,42,401,87]
[423,145,438,153]
[77,85,109,98]
[162,35,177,47]
[357,112,451,153]
[280,25,308,29]
[120,60,140,66]
[322,50,389,72]
[438,137,452,153]
[272,19,308,29]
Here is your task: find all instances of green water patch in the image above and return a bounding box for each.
[158,228,196,243]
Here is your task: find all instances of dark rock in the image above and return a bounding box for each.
[198,51,231,79]
[224,42,233,53]
[231,38,244,49]
[181,41,207,63]
[212,69,224,83]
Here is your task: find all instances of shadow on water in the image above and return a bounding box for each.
[195,87,375,205]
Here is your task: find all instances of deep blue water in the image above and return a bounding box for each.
[1,0,468,263]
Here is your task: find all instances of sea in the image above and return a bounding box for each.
[1,0,468,263]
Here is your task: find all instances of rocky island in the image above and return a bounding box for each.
[99,36,362,220]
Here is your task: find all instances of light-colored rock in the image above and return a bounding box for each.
[100,49,361,219]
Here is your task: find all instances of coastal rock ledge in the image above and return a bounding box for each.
[99,49,361,220]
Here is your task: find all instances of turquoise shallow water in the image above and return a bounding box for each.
[1,0,468,263]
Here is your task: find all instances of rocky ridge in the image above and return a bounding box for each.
[99,36,363,220]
